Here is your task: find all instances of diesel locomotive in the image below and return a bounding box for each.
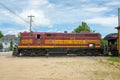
[13,31,103,56]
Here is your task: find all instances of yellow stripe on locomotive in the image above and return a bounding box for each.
[45,40,100,45]
[21,39,33,44]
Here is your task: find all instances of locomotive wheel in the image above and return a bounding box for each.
[75,51,85,56]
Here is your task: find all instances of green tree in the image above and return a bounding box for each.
[73,22,91,33]
[0,43,3,51]
[100,38,108,46]
[9,41,13,51]
[17,33,20,44]
[0,31,3,38]
[17,33,20,38]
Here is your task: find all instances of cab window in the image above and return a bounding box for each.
[37,34,41,39]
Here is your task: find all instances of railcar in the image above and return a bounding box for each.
[13,31,102,56]
[104,33,118,56]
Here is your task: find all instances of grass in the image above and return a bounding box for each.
[107,57,120,63]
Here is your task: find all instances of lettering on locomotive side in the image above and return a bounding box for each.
[87,40,100,44]
[21,39,33,44]
[45,40,99,44]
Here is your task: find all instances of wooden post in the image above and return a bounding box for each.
[116,8,120,56]
[116,27,120,56]
[28,15,34,32]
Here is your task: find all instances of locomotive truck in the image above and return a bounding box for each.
[12,31,103,56]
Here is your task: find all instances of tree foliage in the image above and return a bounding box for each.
[9,41,13,51]
[100,39,108,46]
[0,31,3,38]
[73,22,91,33]
[17,33,20,38]
[0,43,3,50]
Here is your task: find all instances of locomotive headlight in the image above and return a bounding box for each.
[89,44,94,48]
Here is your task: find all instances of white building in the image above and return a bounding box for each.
[0,35,19,52]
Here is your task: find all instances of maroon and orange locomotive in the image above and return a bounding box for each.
[13,31,102,56]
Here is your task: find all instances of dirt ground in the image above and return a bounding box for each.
[0,52,120,80]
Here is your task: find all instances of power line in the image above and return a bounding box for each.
[0,2,28,24]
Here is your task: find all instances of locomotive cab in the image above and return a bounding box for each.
[13,32,46,56]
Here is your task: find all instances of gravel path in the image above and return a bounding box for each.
[0,52,120,80]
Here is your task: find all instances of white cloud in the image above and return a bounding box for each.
[28,0,53,9]
[47,4,110,25]
[85,16,118,27]
[14,9,51,27]
[0,10,10,21]
[0,0,52,27]
[0,10,10,16]
[0,0,113,27]
[0,0,119,36]
[29,0,48,6]
[105,1,120,6]
[2,28,29,36]
[18,0,52,27]
[83,7,109,13]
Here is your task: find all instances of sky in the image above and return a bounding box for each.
[0,0,120,38]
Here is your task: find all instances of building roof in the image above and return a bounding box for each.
[104,33,117,40]
[0,35,18,42]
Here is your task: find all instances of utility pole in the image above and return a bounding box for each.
[28,15,34,32]
[116,8,120,56]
